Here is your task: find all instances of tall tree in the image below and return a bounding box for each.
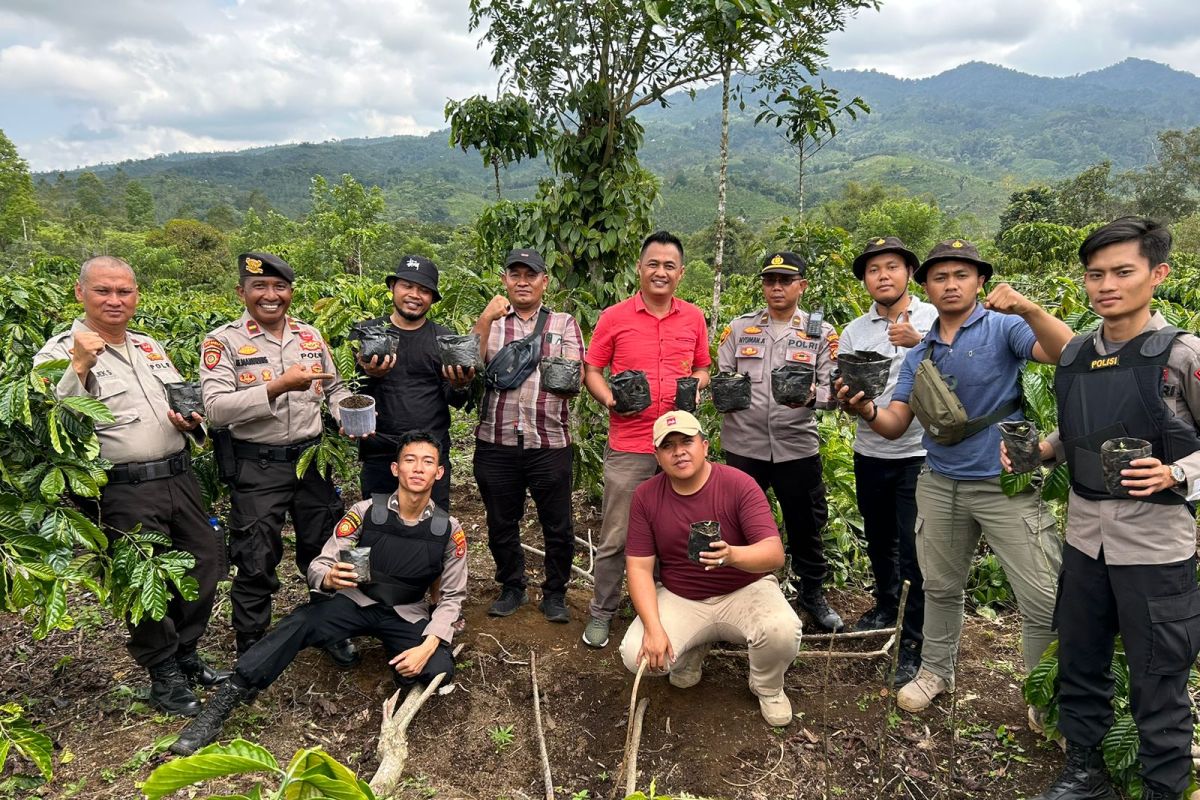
[445,94,544,199]
[0,129,40,250]
[307,174,387,276]
[124,181,156,229]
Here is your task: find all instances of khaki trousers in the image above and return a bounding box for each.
[619,576,802,696]
[915,469,1062,683]
[588,449,658,620]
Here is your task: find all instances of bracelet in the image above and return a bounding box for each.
[863,402,878,423]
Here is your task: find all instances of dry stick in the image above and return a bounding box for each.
[947,671,960,800]
[624,697,650,797]
[821,626,836,800]
[369,642,465,796]
[530,650,555,800]
[521,542,595,582]
[612,659,649,800]
[877,580,912,791]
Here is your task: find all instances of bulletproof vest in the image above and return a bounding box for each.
[357,494,449,606]
[1054,326,1200,507]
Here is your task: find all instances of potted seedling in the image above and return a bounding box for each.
[436,332,482,370]
[674,376,699,412]
[539,356,582,395]
[711,371,752,412]
[1101,437,1152,497]
[770,363,815,406]
[837,350,892,401]
[167,381,204,419]
[688,520,722,563]
[609,369,651,414]
[999,420,1042,474]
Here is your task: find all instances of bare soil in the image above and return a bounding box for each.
[1,482,1065,799]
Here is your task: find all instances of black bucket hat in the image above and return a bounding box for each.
[851,236,920,280]
[386,255,441,302]
[914,239,993,283]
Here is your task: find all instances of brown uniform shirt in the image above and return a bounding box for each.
[717,307,839,462]
[35,319,188,464]
[1048,313,1200,565]
[307,496,467,643]
[200,311,349,444]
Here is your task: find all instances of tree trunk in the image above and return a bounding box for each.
[712,56,732,323]
[492,157,502,199]
[797,148,805,219]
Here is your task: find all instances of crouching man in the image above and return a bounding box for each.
[170,430,467,755]
[618,411,803,726]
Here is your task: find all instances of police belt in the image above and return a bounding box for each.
[232,436,323,463]
[106,449,191,485]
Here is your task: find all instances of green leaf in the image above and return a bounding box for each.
[142,739,280,799]
[58,394,115,423]
[0,703,54,780]
[1042,463,1071,503]
[999,470,1033,497]
[38,468,66,502]
[140,569,170,622]
[1102,713,1140,774]
[285,748,373,800]
[296,443,318,480]
[1023,640,1059,707]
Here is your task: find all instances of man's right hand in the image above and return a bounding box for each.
[269,363,335,397]
[637,625,674,672]
[70,331,107,378]
[321,562,359,591]
[835,380,873,417]
[481,294,512,323]
[358,353,396,377]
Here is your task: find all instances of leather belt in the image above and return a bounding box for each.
[232,436,322,463]
[107,449,191,485]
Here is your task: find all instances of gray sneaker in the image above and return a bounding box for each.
[581,616,610,648]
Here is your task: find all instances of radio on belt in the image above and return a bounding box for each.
[805,308,825,338]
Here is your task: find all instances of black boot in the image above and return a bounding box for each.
[1032,742,1118,800]
[169,679,254,756]
[1141,781,1181,800]
[235,630,264,656]
[892,639,921,688]
[148,659,202,717]
[177,647,232,687]
[324,638,360,668]
[853,604,898,632]
[797,589,845,633]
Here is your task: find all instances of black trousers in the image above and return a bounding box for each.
[473,440,574,595]
[361,448,451,511]
[1056,543,1200,793]
[227,458,343,634]
[235,593,454,690]
[854,453,925,644]
[725,451,828,588]
[95,472,222,668]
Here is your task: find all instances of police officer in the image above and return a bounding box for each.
[170,430,467,756]
[200,252,357,665]
[35,256,225,717]
[717,250,844,632]
[1018,218,1200,800]
[350,255,472,509]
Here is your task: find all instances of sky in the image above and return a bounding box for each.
[3,0,1199,172]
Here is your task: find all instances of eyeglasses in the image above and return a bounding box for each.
[761,275,800,286]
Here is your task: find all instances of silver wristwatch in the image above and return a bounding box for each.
[1168,463,1186,488]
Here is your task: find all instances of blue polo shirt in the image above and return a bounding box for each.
[893,303,1036,480]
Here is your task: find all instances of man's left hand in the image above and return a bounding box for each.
[983,282,1035,316]
[168,410,203,431]
[699,540,735,572]
[442,365,475,388]
[888,311,921,348]
[1122,457,1177,496]
[390,639,438,678]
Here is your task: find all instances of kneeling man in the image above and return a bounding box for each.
[619,411,802,726]
[171,430,467,755]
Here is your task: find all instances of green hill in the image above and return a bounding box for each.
[34,58,1200,232]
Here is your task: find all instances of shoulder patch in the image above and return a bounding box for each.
[1194,368,1200,383]
[335,510,362,538]
[452,528,467,559]
[202,338,223,370]
[718,325,731,345]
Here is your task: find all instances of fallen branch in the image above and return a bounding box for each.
[877,580,911,790]
[721,741,787,788]
[530,650,554,800]
[612,659,649,800]
[477,632,529,664]
[369,642,464,796]
[521,543,595,582]
[624,697,649,797]
[709,636,897,661]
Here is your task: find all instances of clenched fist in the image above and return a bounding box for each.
[983,282,1036,316]
[70,330,108,379]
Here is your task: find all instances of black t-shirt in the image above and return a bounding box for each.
[350,315,470,460]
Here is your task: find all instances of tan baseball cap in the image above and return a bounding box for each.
[652,410,704,447]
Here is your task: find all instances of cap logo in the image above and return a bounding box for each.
[951,240,963,248]
[666,415,677,427]
[406,258,420,270]
[770,254,784,266]
[875,238,886,245]
[244,257,263,274]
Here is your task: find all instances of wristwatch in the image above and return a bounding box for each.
[1168,463,1187,488]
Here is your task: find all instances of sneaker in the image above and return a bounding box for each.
[539,593,570,624]
[897,667,951,712]
[892,640,921,688]
[581,616,610,648]
[797,590,845,633]
[853,604,897,632]
[488,587,528,617]
[757,690,794,726]
[668,645,709,689]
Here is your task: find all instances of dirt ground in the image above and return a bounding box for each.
[0,480,1067,800]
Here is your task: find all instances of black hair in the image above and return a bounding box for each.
[395,430,442,463]
[1078,216,1171,269]
[639,230,685,262]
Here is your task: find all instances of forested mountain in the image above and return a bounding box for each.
[33,58,1200,233]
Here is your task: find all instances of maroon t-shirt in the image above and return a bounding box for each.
[626,463,781,600]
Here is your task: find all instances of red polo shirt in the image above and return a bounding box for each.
[585,292,710,453]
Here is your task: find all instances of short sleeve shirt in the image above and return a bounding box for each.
[585,293,711,454]
[893,303,1036,479]
[626,463,780,600]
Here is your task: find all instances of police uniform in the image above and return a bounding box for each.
[199,252,350,649]
[35,320,222,701]
[717,251,841,628]
[1046,312,1200,796]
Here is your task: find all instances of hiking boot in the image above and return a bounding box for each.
[177,647,231,688]
[892,639,921,688]
[148,659,202,717]
[896,667,951,712]
[757,690,794,727]
[668,645,709,689]
[488,587,528,617]
[235,630,264,656]
[1030,741,1118,800]
[797,589,845,633]
[539,592,570,624]
[853,604,897,632]
[324,638,360,668]
[169,679,254,756]
[1140,782,1180,800]
[581,616,610,648]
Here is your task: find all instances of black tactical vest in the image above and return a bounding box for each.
[1054,326,1199,508]
[357,494,449,606]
